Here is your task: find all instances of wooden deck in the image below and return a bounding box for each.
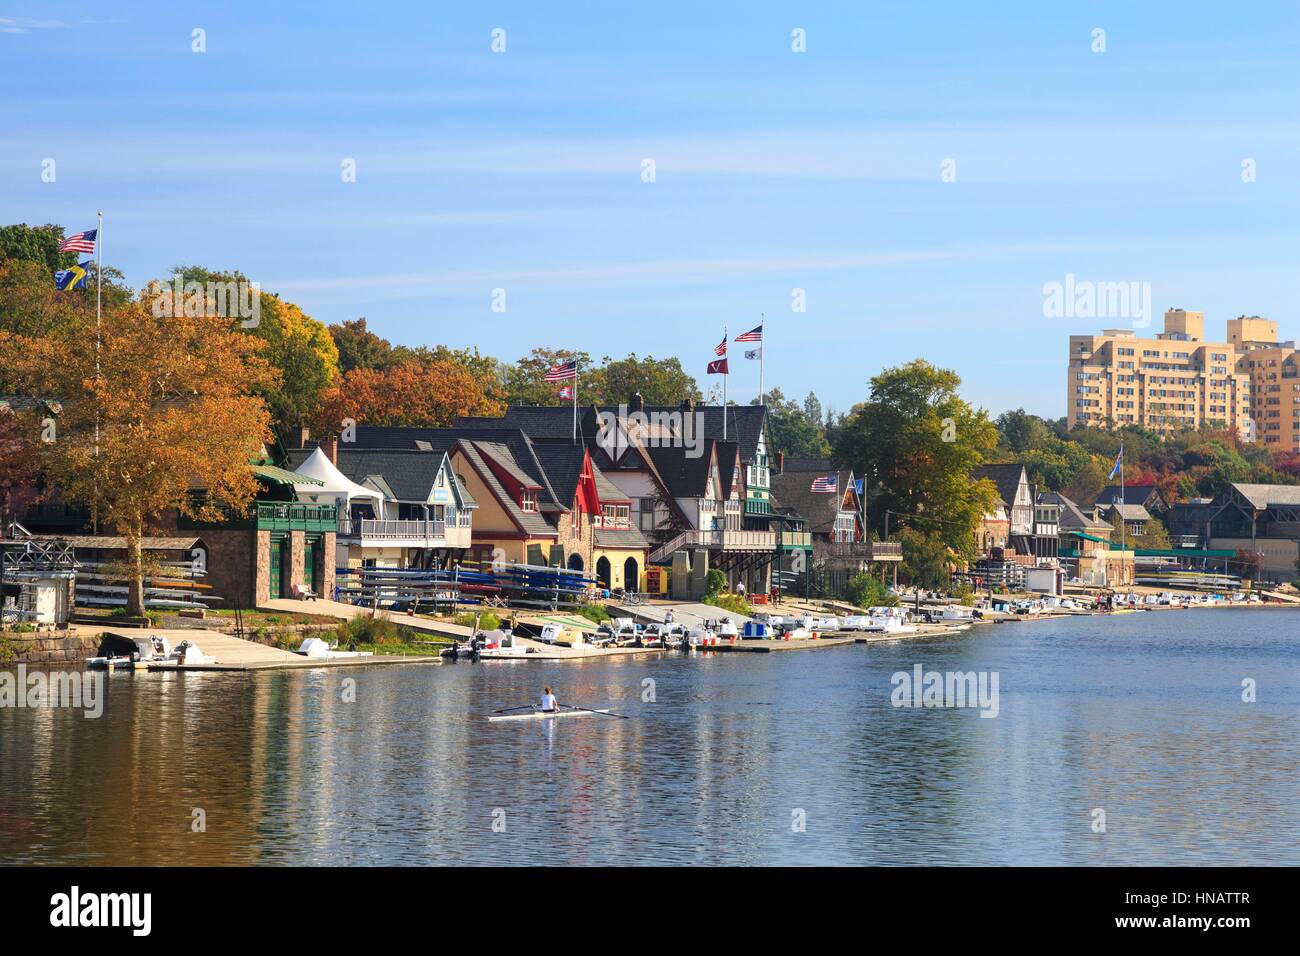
[256,597,473,639]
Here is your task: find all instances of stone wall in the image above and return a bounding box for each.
[199,527,259,609]
[2,631,102,665]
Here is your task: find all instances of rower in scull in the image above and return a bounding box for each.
[540,686,558,713]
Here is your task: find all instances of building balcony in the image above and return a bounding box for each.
[820,540,903,562]
[338,517,448,547]
[179,500,338,533]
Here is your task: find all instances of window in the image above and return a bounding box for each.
[521,491,537,512]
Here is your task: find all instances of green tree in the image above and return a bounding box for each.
[900,528,952,589]
[755,388,830,458]
[845,571,896,609]
[0,223,75,272]
[595,353,699,406]
[502,348,595,406]
[832,360,997,560]
[330,317,396,373]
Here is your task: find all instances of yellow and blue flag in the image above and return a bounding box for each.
[54,261,90,291]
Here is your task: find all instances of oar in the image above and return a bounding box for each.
[561,703,628,719]
[493,704,537,714]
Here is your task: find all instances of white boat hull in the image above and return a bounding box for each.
[488,708,615,722]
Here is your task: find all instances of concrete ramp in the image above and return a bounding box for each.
[257,597,473,639]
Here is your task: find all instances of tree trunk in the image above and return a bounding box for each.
[126,523,147,619]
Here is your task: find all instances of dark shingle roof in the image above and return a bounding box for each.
[644,443,715,499]
[971,463,1028,508]
[1091,484,1164,510]
[285,447,451,503]
[770,470,853,533]
[455,403,770,463]
[457,440,556,537]
[779,457,833,473]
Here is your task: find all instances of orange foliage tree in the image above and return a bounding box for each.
[0,302,276,616]
[309,359,505,433]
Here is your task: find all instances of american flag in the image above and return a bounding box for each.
[713,334,728,356]
[735,324,763,343]
[810,475,838,493]
[58,229,97,254]
[544,359,578,382]
[557,384,574,400]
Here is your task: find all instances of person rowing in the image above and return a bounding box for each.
[539,686,558,713]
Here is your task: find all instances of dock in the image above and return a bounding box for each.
[102,628,442,672]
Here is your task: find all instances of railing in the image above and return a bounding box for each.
[819,540,904,561]
[779,531,813,549]
[255,502,338,532]
[649,528,777,563]
[338,518,447,541]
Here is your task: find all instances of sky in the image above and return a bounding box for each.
[3,2,1299,420]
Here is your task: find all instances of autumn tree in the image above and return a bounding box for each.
[0,303,276,617]
[832,360,997,561]
[310,360,505,432]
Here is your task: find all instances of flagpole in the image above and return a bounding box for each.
[722,326,728,441]
[94,212,103,459]
[759,313,765,405]
[1119,443,1126,586]
[572,360,578,443]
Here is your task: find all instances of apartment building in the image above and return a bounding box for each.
[1228,315,1300,451]
[1067,309,1253,436]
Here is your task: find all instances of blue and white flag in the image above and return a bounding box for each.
[1107,444,1123,480]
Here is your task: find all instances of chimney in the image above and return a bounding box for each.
[777,451,784,473]
[325,436,338,466]
[680,396,696,413]
[298,425,311,449]
[629,391,645,413]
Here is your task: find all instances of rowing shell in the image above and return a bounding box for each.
[488,708,615,722]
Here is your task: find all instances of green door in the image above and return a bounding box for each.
[269,535,284,598]
[303,537,317,593]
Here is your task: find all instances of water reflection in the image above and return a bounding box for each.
[2,608,1298,865]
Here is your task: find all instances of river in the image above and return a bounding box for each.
[2,607,1297,865]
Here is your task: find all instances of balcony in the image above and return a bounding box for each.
[649,528,777,564]
[820,540,903,562]
[338,518,447,546]
[778,530,813,550]
[179,500,338,532]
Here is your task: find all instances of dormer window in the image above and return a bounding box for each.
[521,491,537,512]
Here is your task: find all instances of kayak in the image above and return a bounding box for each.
[488,707,616,722]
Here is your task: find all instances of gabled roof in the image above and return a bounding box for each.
[1092,484,1164,510]
[456,403,770,463]
[456,440,556,537]
[1223,483,1300,509]
[1102,502,1151,522]
[770,469,855,534]
[286,446,472,508]
[644,442,716,499]
[779,457,833,473]
[971,463,1029,508]
[1039,491,1112,533]
[716,441,741,499]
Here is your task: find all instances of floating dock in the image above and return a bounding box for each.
[100,628,442,671]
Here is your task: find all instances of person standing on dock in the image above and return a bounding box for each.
[540,686,558,713]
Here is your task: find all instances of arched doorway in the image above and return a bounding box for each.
[596,556,612,589]
[567,553,584,572]
[623,557,639,592]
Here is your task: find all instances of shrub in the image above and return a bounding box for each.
[577,604,611,625]
[454,611,502,631]
[705,568,727,596]
[845,572,896,610]
[334,614,414,646]
[704,591,753,616]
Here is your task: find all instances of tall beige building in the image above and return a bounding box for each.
[1067,309,1253,437]
[1228,316,1300,451]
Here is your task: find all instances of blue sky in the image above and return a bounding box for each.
[3,2,1299,419]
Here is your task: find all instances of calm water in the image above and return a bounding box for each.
[2,608,1298,866]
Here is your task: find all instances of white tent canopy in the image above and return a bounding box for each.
[292,447,385,509]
